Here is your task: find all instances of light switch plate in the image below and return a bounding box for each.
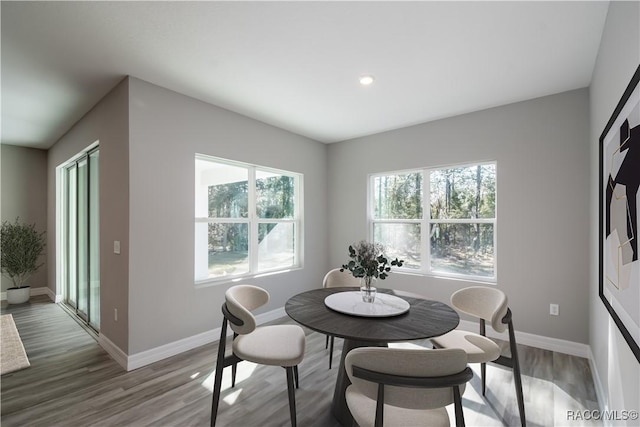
[114,240,121,254]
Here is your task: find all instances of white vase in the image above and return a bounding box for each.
[7,286,30,304]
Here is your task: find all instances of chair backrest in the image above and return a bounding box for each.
[225,284,270,335]
[322,268,361,288]
[345,347,469,410]
[450,286,509,333]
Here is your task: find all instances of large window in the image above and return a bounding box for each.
[195,155,302,282]
[371,162,496,281]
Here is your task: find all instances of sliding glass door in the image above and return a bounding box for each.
[63,148,100,331]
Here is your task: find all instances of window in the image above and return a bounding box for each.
[371,162,496,281]
[195,155,302,282]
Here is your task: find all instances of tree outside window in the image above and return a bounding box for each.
[195,155,302,282]
[371,163,496,281]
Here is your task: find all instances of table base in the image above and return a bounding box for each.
[331,338,387,426]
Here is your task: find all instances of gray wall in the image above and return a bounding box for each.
[47,78,130,352]
[1,144,48,292]
[328,88,591,344]
[127,77,328,354]
[589,1,640,415]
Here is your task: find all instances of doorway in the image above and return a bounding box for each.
[60,147,100,331]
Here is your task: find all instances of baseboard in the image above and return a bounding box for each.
[30,286,60,302]
[0,286,58,302]
[587,347,608,419]
[127,327,219,371]
[457,319,591,358]
[123,307,286,371]
[98,333,129,371]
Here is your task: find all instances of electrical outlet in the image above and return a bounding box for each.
[114,308,118,321]
[550,304,559,316]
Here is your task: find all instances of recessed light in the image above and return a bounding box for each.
[359,74,375,86]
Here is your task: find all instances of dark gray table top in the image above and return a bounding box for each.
[285,287,459,343]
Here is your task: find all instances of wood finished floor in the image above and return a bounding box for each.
[1,296,601,426]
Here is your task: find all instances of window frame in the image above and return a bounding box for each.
[369,161,497,283]
[195,154,303,285]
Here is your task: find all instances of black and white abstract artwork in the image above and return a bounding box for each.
[600,65,640,362]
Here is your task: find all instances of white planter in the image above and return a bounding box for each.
[7,286,30,304]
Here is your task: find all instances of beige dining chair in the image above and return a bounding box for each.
[210,284,306,427]
[430,286,526,427]
[322,268,361,368]
[345,347,473,427]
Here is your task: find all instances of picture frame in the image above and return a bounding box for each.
[599,64,640,363]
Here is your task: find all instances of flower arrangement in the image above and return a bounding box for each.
[340,240,404,288]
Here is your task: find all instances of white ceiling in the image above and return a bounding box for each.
[1,1,609,150]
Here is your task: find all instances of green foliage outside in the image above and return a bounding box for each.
[207,175,295,254]
[374,172,422,219]
[374,164,496,276]
[208,181,248,219]
[430,165,496,220]
[1,218,46,288]
[430,165,496,264]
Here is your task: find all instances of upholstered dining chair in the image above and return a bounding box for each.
[430,286,526,427]
[322,268,361,368]
[210,284,306,427]
[345,347,473,427]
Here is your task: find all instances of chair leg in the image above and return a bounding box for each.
[509,323,526,427]
[231,332,239,387]
[231,362,238,388]
[286,366,297,427]
[294,365,299,389]
[479,318,487,397]
[329,336,335,369]
[453,385,466,427]
[325,334,329,349]
[211,358,225,427]
[211,319,228,427]
[513,364,526,427]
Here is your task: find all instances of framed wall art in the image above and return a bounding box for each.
[599,64,640,363]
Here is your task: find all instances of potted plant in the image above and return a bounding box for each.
[340,240,403,302]
[1,218,46,304]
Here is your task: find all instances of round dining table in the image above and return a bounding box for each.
[285,287,460,426]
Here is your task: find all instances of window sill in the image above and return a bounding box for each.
[194,266,303,288]
[395,269,497,285]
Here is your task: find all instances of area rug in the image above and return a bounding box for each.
[1,313,30,375]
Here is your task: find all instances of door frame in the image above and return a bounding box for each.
[56,141,100,331]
